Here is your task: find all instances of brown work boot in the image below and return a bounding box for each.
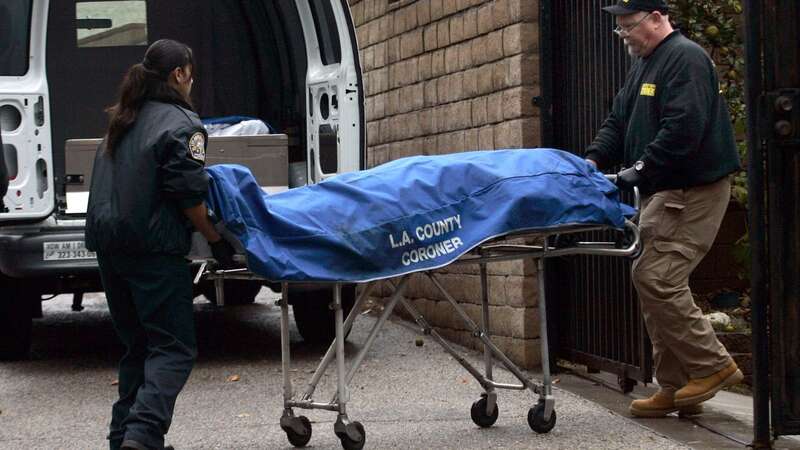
[629,390,704,418]
[674,362,744,407]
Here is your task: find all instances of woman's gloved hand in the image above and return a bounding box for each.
[210,238,238,269]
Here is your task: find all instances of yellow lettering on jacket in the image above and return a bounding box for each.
[640,83,656,97]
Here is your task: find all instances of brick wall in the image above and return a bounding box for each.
[353,0,540,164]
[350,0,543,368]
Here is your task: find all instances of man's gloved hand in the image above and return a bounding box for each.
[209,238,238,269]
[616,166,644,191]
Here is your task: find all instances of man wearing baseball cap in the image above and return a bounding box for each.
[602,0,669,16]
[585,0,743,418]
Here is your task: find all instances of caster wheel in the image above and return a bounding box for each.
[528,402,557,434]
[284,416,312,447]
[338,421,365,450]
[470,396,499,428]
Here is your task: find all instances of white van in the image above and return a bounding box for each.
[0,0,365,359]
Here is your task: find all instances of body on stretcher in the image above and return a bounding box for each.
[197,203,640,449]
[190,148,642,449]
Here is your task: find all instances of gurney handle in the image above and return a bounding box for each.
[458,220,642,266]
[605,174,641,214]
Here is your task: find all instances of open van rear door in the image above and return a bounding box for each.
[0,0,55,220]
[297,0,365,183]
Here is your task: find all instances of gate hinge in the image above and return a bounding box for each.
[762,89,800,146]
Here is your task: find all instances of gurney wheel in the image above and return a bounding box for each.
[470,396,499,428]
[528,402,556,434]
[284,415,312,447]
[337,421,365,450]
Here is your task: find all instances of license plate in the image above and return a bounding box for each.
[43,241,97,261]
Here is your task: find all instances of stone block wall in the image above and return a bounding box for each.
[350,0,543,368]
[352,0,541,165]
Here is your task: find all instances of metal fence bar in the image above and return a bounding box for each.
[542,0,652,388]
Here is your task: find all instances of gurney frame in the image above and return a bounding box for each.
[201,185,641,449]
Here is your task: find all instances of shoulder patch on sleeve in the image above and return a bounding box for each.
[188,132,206,162]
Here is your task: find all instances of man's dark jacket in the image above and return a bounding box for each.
[585,31,741,194]
[85,100,208,255]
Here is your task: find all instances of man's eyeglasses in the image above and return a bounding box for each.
[613,12,652,37]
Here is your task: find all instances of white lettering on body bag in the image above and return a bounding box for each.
[386,214,466,267]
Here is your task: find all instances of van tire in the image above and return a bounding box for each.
[200,280,262,306]
[291,285,356,344]
[0,285,34,361]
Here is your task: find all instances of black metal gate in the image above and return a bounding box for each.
[538,0,652,390]
[744,0,800,444]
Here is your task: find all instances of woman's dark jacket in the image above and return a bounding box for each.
[85,100,208,255]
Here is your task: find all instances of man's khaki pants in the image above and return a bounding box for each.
[632,176,733,393]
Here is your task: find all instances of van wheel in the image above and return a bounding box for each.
[200,280,262,306]
[0,284,35,361]
[291,285,356,344]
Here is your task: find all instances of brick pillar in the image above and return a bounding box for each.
[352,0,544,368]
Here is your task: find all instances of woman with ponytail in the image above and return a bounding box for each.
[85,39,236,450]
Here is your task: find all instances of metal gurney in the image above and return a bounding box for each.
[198,149,641,449]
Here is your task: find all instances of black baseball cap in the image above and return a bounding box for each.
[602,0,669,15]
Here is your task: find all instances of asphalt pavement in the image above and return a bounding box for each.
[1,289,691,449]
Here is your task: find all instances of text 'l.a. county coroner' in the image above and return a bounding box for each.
[388,214,464,267]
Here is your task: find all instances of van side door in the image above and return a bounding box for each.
[0,0,55,221]
[296,0,365,183]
